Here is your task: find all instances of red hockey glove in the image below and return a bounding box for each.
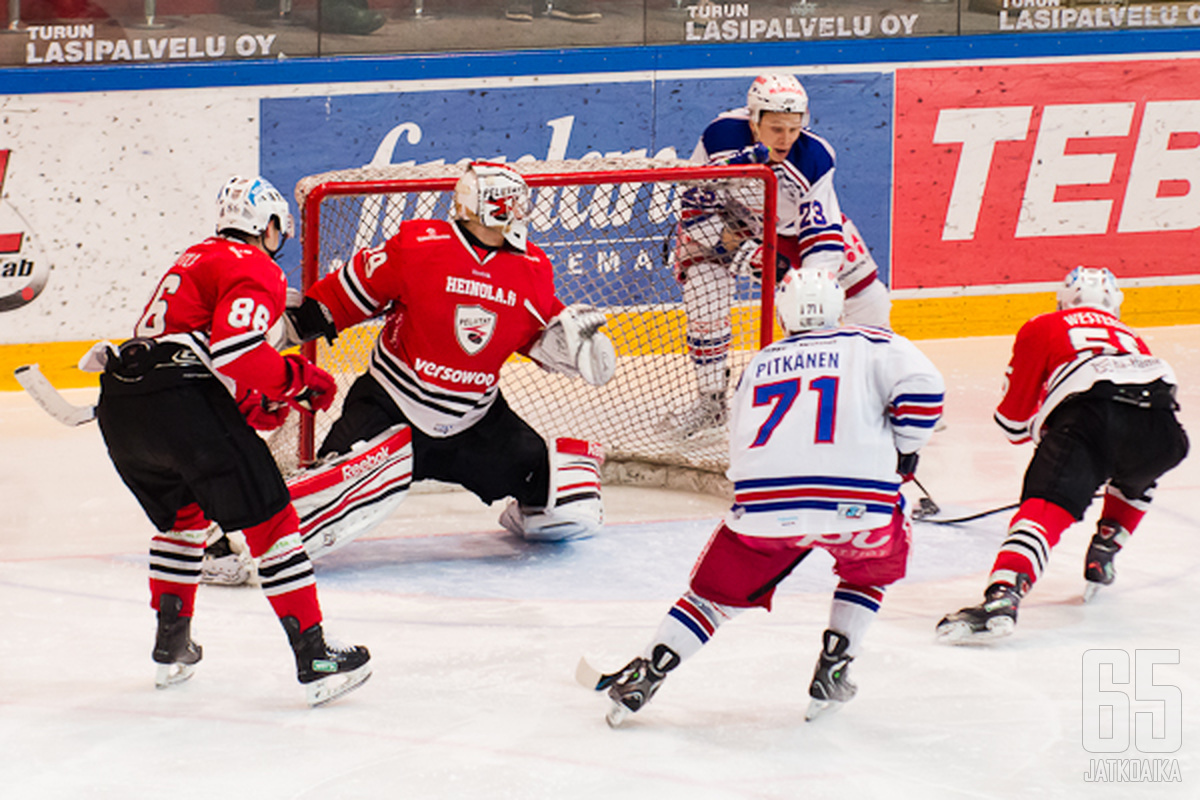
[238,389,291,431]
[896,451,919,483]
[280,354,337,413]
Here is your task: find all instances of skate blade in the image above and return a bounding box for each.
[305,663,372,707]
[155,662,197,688]
[935,616,1014,645]
[605,700,631,728]
[804,697,844,722]
[1082,581,1104,603]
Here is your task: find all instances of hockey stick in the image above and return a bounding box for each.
[915,501,1020,526]
[13,364,97,426]
[911,477,940,519]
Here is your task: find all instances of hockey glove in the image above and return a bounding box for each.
[238,389,291,431]
[896,450,919,483]
[282,296,338,347]
[528,304,617,386]
[719,142,771,166]
[280,354,337,413]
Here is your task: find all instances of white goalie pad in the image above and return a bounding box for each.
[288,423,413,559]
[499,437,604,542]
[527,304,616,386]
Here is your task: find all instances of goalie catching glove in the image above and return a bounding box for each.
[528,304,617,386]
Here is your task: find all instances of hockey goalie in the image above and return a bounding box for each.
[204,162,616,584]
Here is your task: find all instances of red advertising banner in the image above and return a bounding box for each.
[894,59,1200,290]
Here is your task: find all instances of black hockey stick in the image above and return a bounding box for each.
[915,501,1021,526]
[911,477,940,519]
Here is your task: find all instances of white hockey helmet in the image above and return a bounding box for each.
[747,74,810,126]
[1056,266,1124,316]
[215,175,294,242]
[776,268,844,334]
[453,161,530,251]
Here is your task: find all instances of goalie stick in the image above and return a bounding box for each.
[14,364,97,426]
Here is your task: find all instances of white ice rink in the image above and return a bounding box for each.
[2,329,1198,799]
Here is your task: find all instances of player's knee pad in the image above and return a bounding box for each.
[288,423,413,559]
[499,437,604,543]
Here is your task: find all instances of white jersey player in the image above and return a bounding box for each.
[587,269,944,726]
[663,73,891,441]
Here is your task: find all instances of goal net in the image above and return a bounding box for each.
[279,157,779,490]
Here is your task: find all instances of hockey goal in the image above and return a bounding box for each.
[279,157,778,489]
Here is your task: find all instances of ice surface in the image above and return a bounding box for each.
[2,328,1198,799]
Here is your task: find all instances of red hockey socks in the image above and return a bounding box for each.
[989,498,1076,591]
[244,508,322,632]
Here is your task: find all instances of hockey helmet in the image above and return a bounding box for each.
[1056,266,1123,316]
[453,162,530,252]
[215,175,294,248]
[747,74,810,126]
[776,268,844,334]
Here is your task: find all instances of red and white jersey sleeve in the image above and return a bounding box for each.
[132,236,291,399]
[308,219,563,437]
[995,308,1176,444]
[724,326,944,537]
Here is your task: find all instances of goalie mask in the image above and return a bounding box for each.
[747,74,810,127]
[776,268,844,334]
[215,175,294,255]
[453,162,530,252]
[1056,266,1124,316]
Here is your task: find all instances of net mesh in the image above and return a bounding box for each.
[285,158,775,485]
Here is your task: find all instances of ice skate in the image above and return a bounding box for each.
[935,579,1026,644]
[1083,519,1124,603]
[805,629,856,721]
[152,594,202,688]
[283,616,372,707]
[200,532,256,586]
[598,644,680,727]
[656,392,727,444]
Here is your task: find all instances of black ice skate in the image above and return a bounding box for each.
[152,594,202,688]
[935,577,1029,644]
[805,629,857,721]
[282,616,372,707]
[598,644,680,728]
[1083,519,1124,603]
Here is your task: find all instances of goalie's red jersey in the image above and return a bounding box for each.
[308,220,564,437]
[994,307,1175,445]
[132,236,294,401]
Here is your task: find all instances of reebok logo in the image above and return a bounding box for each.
[342,447,391,482]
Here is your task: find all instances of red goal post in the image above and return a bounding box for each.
[285,157,778,487]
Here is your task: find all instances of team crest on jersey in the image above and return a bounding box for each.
[455,305,497,355]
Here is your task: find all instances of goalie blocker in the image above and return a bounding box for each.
[500,437,605,542]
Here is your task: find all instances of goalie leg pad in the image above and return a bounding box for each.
[288,423,413,559]
[499,438,604,543]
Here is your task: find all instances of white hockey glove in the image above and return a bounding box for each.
[528,304,617,386]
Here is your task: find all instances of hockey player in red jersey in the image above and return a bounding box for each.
[286,162,615,542]
[92,175,371,706]
[587,269,944,726]
[937,267,1189,644]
